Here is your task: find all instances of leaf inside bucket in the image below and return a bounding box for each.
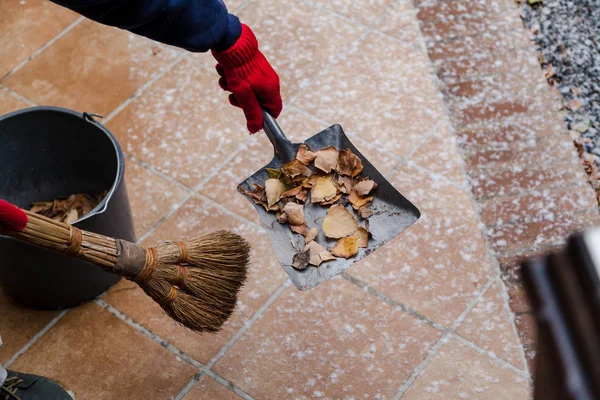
[29,191,107,224]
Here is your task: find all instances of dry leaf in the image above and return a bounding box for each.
[265,179,285,208]
[240,184,266,204]
[266,168,282,179]
[311,177,337,203]
[66,209,79,224]
[296,189,308,203]
[292,250,310,270]
[336,149,363,177]
[283,202,305,226]
[30,192,105,223]
[296,144,317,165]
[304,241,334,266]
[572,87,583,96]
[290,224,307,235]
[322,205,359,238]
[282,160,312,180]
[351,227,369,248]
[349,191,374,210]
[320,192,343,205]
[331,237,358,258]
[305,227,318,244]
[282,186,302,197]
[337,176,354,194]
[276,211,288,224]
[358,206,373,219]
[353,180,378,197]
[320,251,336,262]
[314,146,339,173]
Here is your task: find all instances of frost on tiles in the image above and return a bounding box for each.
[240,144,377,269]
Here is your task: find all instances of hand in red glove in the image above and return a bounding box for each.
[212,24,282,134]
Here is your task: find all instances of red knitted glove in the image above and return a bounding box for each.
[212,24,282,134]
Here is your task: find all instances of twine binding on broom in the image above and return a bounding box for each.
[135,246,157,284]
[66,226,82,256]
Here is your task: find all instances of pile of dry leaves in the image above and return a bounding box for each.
[241,145,376,270]
[30,192,107,224]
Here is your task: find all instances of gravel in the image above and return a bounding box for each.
[520,0,600,174]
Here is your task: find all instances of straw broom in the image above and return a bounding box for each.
[0,200,250,334]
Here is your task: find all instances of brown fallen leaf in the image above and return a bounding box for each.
[266,168,282,179]
[296,189,308,203]
[265,179,285,208]
[349,191,374,210]
[240,184,266,205]
[283,202,305,226]
[282,160,312,180]
[331,237,359,258]
[66,209,79,224]
[290,224,308,235]
[319,251,336,262]
[304,241,335,266]
[304,227,318,244]
[311,177,338,203]
[322,205,359,238]
[353,180,378,197]
[276,211,288,224]
[336,149,363,177]
[296,144,317,165]
[282,186,302,198]
[358,206,373,219]
[314,146,339,173]
[292,250,310,270]
[351,227,369,248]
[337,176,354,194]
[320,192,343,205]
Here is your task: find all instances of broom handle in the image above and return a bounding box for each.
[9,208,147,279]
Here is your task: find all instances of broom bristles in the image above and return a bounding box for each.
[140,230,251,333]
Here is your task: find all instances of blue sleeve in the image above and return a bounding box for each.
[51,0,242,52]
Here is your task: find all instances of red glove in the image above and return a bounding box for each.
[212,24,282,134]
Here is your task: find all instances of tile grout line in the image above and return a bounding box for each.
[192,192,265,232]
[97,299,257,399]
[172,372,205,400]
[0,85,37,106]
[95,299,205,369]
[102,55,185,123]
[173,280,292,400]
[3,309,70,369]
[392,333,451,399]
[391,277,495,399]
[124,153,195,193]
[452,333,532,379]
[341,273,446,331]
[136,192,194,244]
[203,370,256,400]
[205,279,292,369]
[287,0,407,106]
[450,277,495,331]
[193,135,253,192]
[1,16,85,82]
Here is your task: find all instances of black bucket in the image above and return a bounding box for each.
[0,106,135,309]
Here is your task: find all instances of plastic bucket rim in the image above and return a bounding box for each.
[0,105,125,225]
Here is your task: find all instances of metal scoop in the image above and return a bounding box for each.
[238,111,420,290]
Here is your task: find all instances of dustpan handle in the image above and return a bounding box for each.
[262,110,296,162]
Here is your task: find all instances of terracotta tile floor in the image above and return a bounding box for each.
[1,0,566,398]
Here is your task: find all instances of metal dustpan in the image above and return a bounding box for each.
[238,111,421,290]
